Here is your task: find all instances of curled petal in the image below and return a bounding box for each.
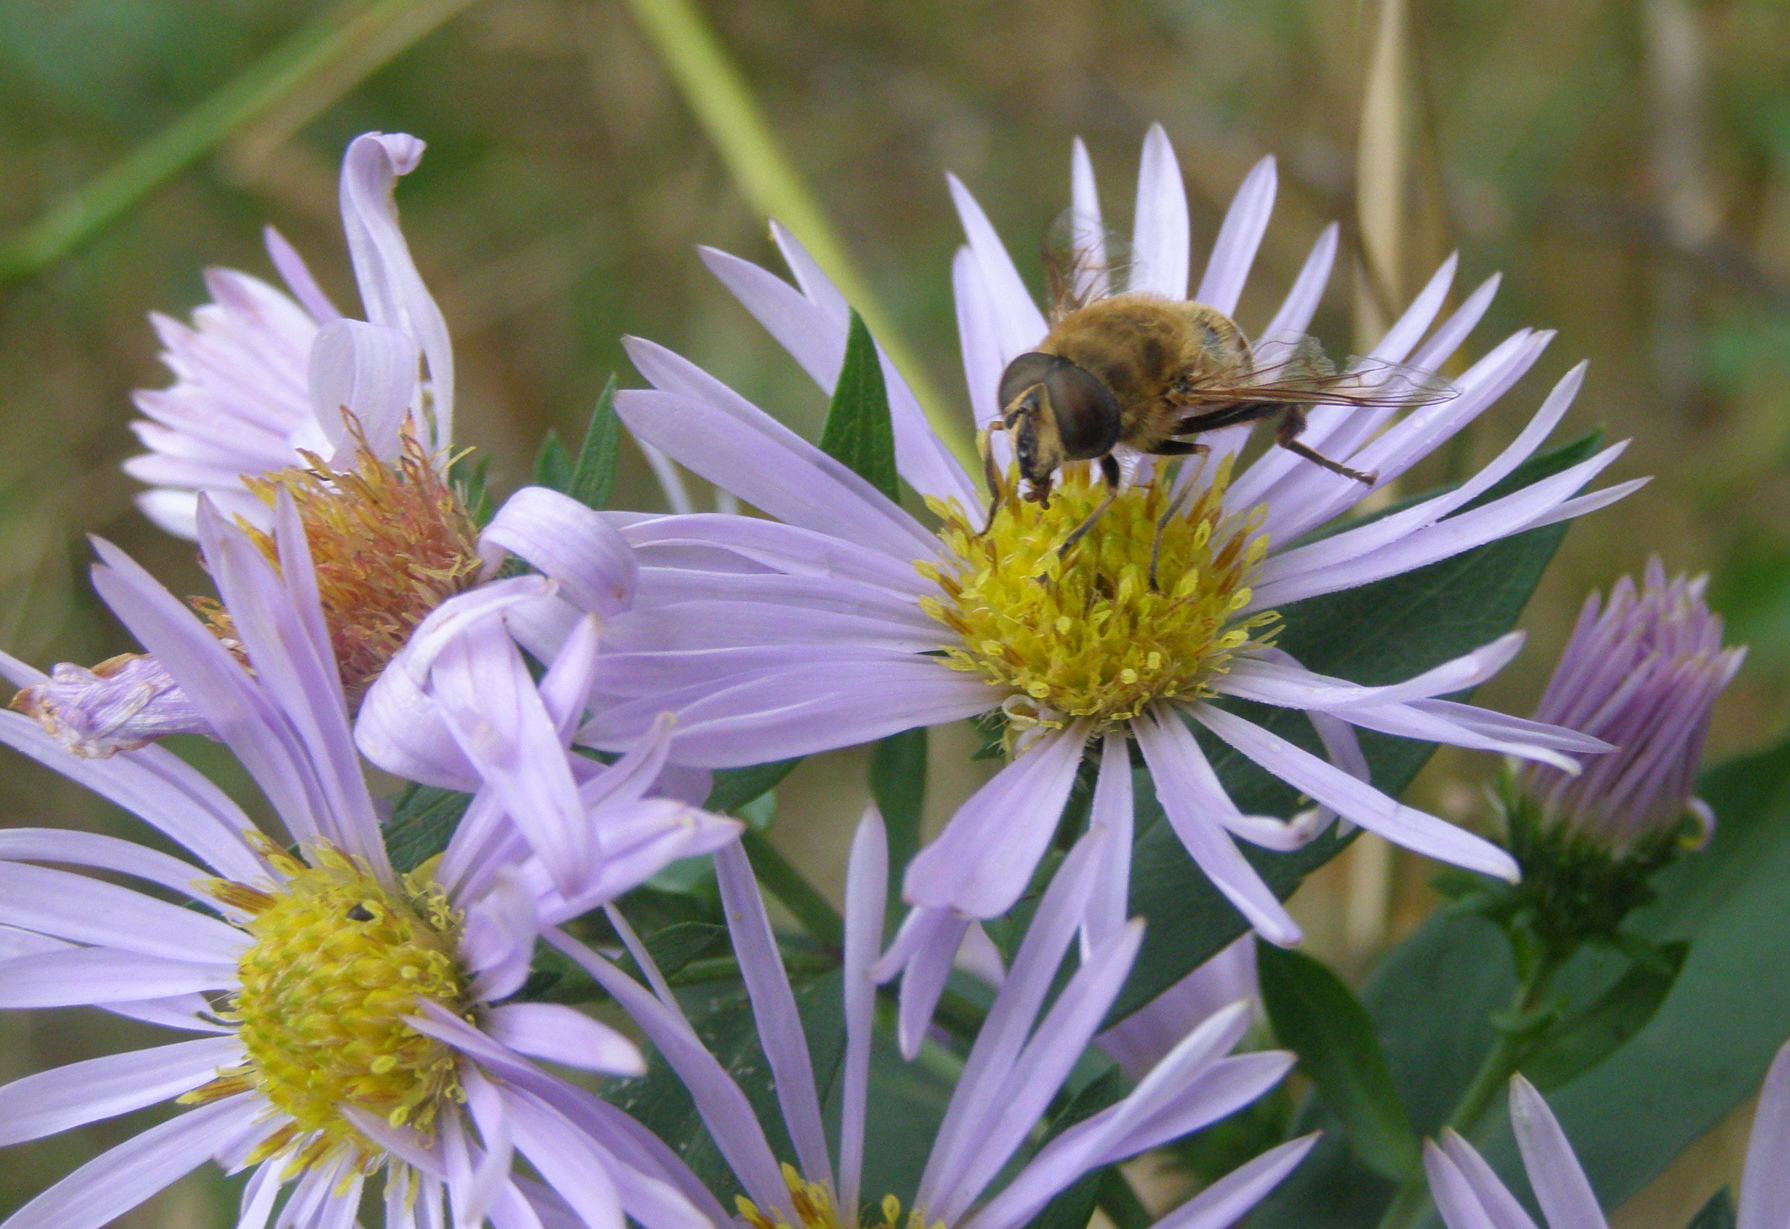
[480,487,638,618]
[306,319,420,463]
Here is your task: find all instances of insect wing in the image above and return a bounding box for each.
[1042,208,1137,321]
[1249,334,1335,382]
[1178,333,1456,409]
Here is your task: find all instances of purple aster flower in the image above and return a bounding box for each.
[583,125,1629,967]
[1513,557,1743,855]
[0,494,741,1227]
[550,810,1316,1229]
[127,131,453,539]
[1425,1044,1790,1229]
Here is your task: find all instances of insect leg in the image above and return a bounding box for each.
[1148,475,1199,591]
[1172,403,1277,434]
[977,422,1008,534]
[1273,405,1377,485]
[1148,440,1209,457]
[1052,454,1123,564]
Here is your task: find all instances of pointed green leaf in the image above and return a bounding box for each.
[1487,736,1790,1216]
[1522,939,1687,1089]
[602,969,845,1198]
[872,727,927,892]
[1029,1069,1129,1229]
[456,452,495,527]
[384,783,471,872]
[533,428,573,491]
[566,375,623,509]
[705,758,802,814]
[1258,942,1420,1181]
[1261,735,1790,1228]
[1686,1187,1737,1229]
[818,310,899,503]
[633,920,730,984]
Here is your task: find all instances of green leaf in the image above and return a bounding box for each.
[606,884,722,935]
[1522,939,1687,1089]
[1686,1188,1737,1229]
[1250,911,1496,1228]
[1028,1069,1128,1229]
[705,758,802,814]
[1492,736,1790,1214]
[817,310,899,503]
[633,920,730,984]
[1257,943,1420,1181]
[871,727,927,888]
[1115,433,1600,1020]
[566,376,623,510]
[1261,735,1790,1228]
[456,451,495,527]
[602,970,845,1199]
[533,428,573,491]
[384,783,471,872]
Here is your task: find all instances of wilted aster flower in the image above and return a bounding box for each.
[23,130,642,761]
[1425,1045,1790,1229]
[552,811,1316,1229]
[0,497,740,1227]
[1512,557,1743,855]
[13,438,636,764]
[127,131,453,539]
[584,125,1627,970]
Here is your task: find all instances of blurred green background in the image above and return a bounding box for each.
[0,0,1785,1223]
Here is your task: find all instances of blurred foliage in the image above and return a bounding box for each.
[0,0,1786,1223]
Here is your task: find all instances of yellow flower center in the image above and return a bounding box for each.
[198,425,484,701]
[738,1165,945,1229]
[917,459,1278,730]
[184,845,471,1174]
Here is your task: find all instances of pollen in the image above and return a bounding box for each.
[917,458,1278,729]
[736,1164,945,1229]
[198,425,484,701]
[183,844,472,1173]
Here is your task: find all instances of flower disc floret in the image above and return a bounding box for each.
[917,459,1277,728]
[202,428,484,701]
[189,845,471,1170]
[738,1164,945,1229]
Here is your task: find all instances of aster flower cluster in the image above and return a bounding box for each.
[0,123,1767,1229]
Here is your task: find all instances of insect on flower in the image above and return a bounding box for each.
[984,215,1458,563]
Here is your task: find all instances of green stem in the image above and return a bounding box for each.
[742,830,844,949]
[0,0,477,282]
[1095,1169,1152,1229]
[619,0,971,466]
[1373,955,1563,1229]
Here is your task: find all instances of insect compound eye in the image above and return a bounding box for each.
[1043,363,1123,460]
[997,352,1064,415]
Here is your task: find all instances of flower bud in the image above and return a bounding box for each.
[1514,558,1742,856]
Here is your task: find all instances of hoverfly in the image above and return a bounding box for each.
[981,216,1456,559]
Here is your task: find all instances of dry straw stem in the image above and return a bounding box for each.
[1344,0,1415,961]
[621,0,972,467]
[1355,0,1411,344]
